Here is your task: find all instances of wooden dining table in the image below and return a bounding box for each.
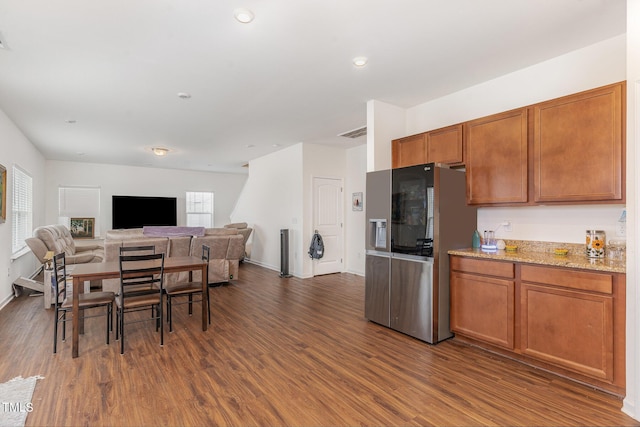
[69,256,208,358]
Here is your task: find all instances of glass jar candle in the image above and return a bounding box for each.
[586,230,606,258]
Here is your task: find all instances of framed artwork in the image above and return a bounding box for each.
[352,192,363,211]
[70,217,95,239]
[0,164,6,223]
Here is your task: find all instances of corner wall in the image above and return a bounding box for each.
[0,109,46,307]
[623,0,639,419]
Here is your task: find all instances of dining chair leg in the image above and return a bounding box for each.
[168,297,174,333]
[188,294,193,316]
[159,302,164,347]
[119,307,125,355]
[61,311,67,342]
[207,289,211,325]
[106,304,111,345]
[53,310,59,354]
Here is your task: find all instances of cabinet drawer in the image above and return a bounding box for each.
[450,256,514,278]
[521,265,612,294]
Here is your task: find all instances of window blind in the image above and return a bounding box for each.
[12,165,33,254]
[186,191,214,228]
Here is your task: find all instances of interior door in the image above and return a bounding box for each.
[312,177,344,276]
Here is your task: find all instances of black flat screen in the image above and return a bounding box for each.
[112,195,177,229]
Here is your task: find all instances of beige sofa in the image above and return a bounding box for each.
[102,228,245,292]
[224,222,253,260]
[23,224,104,308]
[25,224,104,265]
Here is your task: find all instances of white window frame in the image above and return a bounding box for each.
[186,191,214,228]
[12,165,33,255]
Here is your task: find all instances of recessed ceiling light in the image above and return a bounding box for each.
[65,119,77,124]
[246,144,255,148]
[177,92,191,99]
[152,147,170,156]
[352,56,368,68]
[234,8,254,24]
[272,144,281,147]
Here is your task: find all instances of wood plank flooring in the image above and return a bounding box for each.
[1,262,638,426]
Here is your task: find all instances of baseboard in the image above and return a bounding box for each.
[0,293,14,311]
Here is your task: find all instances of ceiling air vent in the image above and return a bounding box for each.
[338,126,367,139]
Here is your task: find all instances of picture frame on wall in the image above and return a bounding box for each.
[70,217,95,239]
[352,192,363,211]
[0,164,6,223]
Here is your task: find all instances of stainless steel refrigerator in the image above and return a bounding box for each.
[365,163,477,344]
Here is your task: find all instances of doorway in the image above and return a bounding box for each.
[312,177,344,276]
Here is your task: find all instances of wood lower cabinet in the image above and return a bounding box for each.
[533,82,625,203]
[450,257,515,349]
[464,108,529,205]
[450,256,625,395]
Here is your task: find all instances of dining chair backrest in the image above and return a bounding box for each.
[52,252,67,303]
[118,253,165,297]
[120,245,156,256]
[201,244,210,263]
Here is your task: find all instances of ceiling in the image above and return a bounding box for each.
[0,0,626,174]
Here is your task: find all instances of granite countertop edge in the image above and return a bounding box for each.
[448,246,626,274]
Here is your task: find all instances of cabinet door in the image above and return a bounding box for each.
[520,283,614,381]
[392,134,426,169]
[426,124,463,165]
[450,271,515,349]
[533,82,624,202]
[465,108,529,205]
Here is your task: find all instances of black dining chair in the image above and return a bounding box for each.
[164,244,210,332]
[52,252,115,354]
[116,252,165,354]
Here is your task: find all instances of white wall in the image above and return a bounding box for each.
[405,35,626,133]
[624,0,639,419]
[0,110,46,308]
[345,144,367,275]
[231,144,304,275]
[45,160,247,237]
[366,100,404,172]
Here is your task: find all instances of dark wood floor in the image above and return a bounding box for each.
[1,262,638,426]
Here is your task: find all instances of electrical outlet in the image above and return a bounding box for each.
[503,220,512,232]
[616,220,626,237]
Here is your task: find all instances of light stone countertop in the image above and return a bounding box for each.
[448,240,626,274]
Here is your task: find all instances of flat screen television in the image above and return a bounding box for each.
[112,195,177,229]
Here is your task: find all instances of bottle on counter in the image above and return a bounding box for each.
[472,230,481,249]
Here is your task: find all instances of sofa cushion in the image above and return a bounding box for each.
[224,222,248,229]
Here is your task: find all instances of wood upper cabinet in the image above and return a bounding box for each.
[533,82,625,203]
[392,124,464,169]
[426,124,463,165]
[392,134,426,168]
[465,108,529,205]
